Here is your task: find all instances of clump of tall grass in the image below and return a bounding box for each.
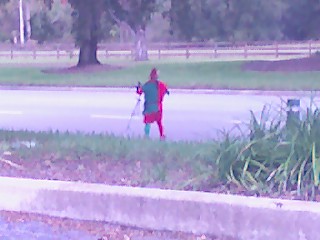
[215,96,320,200]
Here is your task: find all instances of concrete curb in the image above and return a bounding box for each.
[1,176,320,240]
[0,85,319,96]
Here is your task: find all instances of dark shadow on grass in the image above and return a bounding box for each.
[242,54,320,72]
[41,63,124,75]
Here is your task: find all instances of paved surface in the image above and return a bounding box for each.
[0,88,319,141]
[0,217,96,240]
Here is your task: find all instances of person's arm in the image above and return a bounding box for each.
[158,81,170,98]
[163,82,170,95]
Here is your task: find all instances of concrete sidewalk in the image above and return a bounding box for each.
[0,176,319,240]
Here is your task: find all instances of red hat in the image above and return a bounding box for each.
[150,68,158,80]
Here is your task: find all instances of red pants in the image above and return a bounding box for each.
[144,111,162,124]
[144,111,164,137]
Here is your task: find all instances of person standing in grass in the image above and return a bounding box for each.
[136,67,170,140]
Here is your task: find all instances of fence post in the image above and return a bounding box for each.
[105,50,108,59]
[244,43,248,58]
[275,42,279,58]
[57,45,60,59]
[158,49,161,59]
[10,46,13,59]
[33,49,36,59]
[309,41,312,57]
[186,45,190,59]
[214,43,218,58]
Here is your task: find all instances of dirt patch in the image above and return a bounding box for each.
[242,54,320,72]
[0,152,312,201]
[41,63,124,74]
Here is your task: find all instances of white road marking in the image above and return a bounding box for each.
[90,114,141,120]
[0,110,23,115]
[230,120,243,124]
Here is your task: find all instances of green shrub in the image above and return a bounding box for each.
[215,97,320,200]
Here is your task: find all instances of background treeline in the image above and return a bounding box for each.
[0,0,319,44]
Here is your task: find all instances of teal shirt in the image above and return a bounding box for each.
[142,81,159,114]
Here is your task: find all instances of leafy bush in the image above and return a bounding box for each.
[215,97,320,200]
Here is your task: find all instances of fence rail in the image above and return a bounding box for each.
[0,41,319,60]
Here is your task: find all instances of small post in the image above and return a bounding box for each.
[309,41,312,57]
[186,48,190,59]
[10,46,13,59]
[158,49,161,59]
[105,50,108,58]
[33,49,36,59]
[276,42,279,58]
[286,99,300,128]
[244,43,248,58]
[214,43,218,58]
[57,45,60,59]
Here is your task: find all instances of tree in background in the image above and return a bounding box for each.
[0,0,19,42]
[0,0,9,4]
[43,0,108,67]
[168,0,285,42]
[169,0,195,41]
[31,0,72,44]
[2,0,320,66]
[106,0,159,61]
[281,0,320,40]
[68,0,106,66]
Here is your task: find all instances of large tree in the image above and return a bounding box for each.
[68,0,105,66]
[106,0,159,61]
[43,0,106,67]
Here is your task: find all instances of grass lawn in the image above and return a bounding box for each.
[1,58,320,90]
[0,130,217,192]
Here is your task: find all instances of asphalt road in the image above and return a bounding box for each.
[0,217,96,240]
[0,89,318,141]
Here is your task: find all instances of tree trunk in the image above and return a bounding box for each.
[24,1,31,41]
[72,0,102,67]
[134,28,148,61]
[78,38,100,67]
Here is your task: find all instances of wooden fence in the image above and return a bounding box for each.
[0,41,319,60]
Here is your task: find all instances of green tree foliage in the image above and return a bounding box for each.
[30,10,54,43]
[0,0,9,4]
[30,1,72,43]
[106,0,159,61]
[169,0,194,41]
[281,0,320,40]
[2,0,320,66]
[169,0,285,42]
[0,0,21,42]
[218,0,284,42]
